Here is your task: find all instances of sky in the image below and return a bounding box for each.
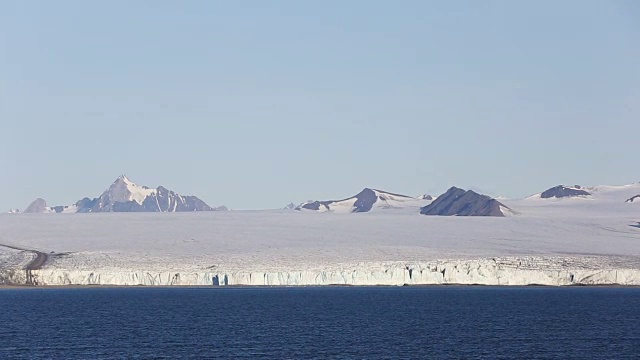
[1,1,639,210]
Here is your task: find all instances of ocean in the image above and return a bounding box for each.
[1,286,639,359]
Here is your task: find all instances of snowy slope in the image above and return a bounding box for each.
[109,175,157,204]
[586,183,640,203]
[627,195,640,203]
[512,182,640,215]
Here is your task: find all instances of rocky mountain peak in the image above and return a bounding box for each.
[19,176,220,214]
[24,198,49,213]
[540,185,591,199]
[420,187,509,217]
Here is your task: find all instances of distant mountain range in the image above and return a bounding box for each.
[296,188,433,213]
[295,182,640,217]
[20,175,226,213]
[9,178,640,216]
[530,184,639,202]
[295,186,511,216]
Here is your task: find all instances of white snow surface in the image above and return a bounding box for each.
[319,197,357,214]
[58,205,78,214]
[114,175,157,204]
[372,189,430,210]
[1,182,639,286]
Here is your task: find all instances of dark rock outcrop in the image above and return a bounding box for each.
[351,188,380,213]
[625,195,640,203]
[51,206,67,213]
[540,185,591,199]
[75,197,97,210]
[298,201,325,211]
[420,187,509,217]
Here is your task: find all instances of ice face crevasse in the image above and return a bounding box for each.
[25,258,640,286]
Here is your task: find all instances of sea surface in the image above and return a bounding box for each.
[1,286,639,359]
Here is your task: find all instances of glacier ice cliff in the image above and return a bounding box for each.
[13,257,640,286]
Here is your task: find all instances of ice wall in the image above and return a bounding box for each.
[0,249,34,285]
[27,258,640,286]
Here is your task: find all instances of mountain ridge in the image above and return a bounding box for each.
[20,175,222,213]
[297,188,431,213]
[420,187,510,217]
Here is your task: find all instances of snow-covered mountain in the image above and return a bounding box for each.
[283,202,297,210]
[76,175,215,212]
[420,187,511,217]
[23,198,53,213]
[22,199,79,214]
[296,188,431,213]
[536,185,592,199]
[21,175,222,213]
[521,183,640,205]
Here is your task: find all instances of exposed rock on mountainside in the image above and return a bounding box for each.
[625,195,640,203]
[297,188,427,213]
[21,175,222,213]
[420,187,510,217]
[23,198,49,213]
[284,203,297,210]
[540,185,591,199]
[75,177,213,212]
[77,176,216,212]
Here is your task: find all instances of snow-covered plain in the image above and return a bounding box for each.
[1,183,639,286]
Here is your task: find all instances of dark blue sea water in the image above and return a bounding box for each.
[1,286,639,359]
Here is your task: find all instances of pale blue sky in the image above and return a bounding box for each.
[1,1,639,210]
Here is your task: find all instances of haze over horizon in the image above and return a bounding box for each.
[2,1,639,210]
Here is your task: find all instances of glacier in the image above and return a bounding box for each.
[21,257,640,286]
[1,182,639,287]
